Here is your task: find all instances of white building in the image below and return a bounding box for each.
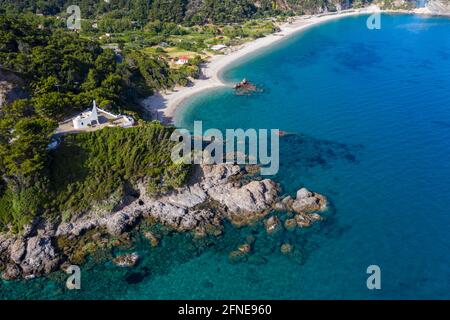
[176,56,190,65]
[73,100,100,129]
[71,100,135,130]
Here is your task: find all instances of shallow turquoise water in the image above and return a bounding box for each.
[2,14,450,299]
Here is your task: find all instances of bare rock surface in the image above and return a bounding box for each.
[427,0,450,15]
[113,253,139,267]
[0,68,27,108]
[0,164,327,279]
[291,187,326,213]
[20,236,60,277]
[10,239,26,264]
[208,179,279,225]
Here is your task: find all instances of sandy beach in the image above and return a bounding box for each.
[140,7,384,124]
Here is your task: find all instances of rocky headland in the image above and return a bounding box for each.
[0,164,327,280]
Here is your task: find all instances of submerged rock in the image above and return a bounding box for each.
[144,232,159,247]
[245,235,256,244]
[228,250,247,264]
[308,213,323,222]
[238,243,252,253]
[295,214,312,228]
[264,216,282,234]
[280,243,294,255]
[284,218,297,231]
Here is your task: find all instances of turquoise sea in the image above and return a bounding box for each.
[1,13,450,299]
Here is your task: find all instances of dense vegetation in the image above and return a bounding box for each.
[49,123,190,221]
[0,0,379,27]
[0,6,281,233]
[0,15,193,233]
[0,15,200,116]
[0,0,395,233]
[0,121,190,233]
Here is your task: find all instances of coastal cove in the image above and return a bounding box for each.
[175,13,450,299]
[142,8,374,123]
[1,12,450,299]
[144,8,448,124]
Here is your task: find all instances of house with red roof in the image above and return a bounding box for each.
[176,56,190,65]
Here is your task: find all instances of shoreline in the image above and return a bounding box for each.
[140,7,388,124]
[141,7,448,125]
[0,163,327,280]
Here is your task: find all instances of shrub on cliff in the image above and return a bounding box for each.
[47,122,191,218]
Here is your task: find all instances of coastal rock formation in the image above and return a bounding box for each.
[292,188,327,213]
[10,239,26,264]
[273,187,327,230]
[20,236,61,277]
[113,253,139,267]
[0,164,327,279]
[238,243,252,253]
[1,263,21,280]
[1,235,61,279]
[264,216,282,234]
[426,0,450,15]
[208,179,279,226]
[284,218,297,231]
[280,243,294,255]
[144,232,159,247]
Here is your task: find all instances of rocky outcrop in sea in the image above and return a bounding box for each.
[0,164,327,280]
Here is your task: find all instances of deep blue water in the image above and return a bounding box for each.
[2,14,449,299]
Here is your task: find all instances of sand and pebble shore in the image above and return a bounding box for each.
[140,7,403,124]
[141,6,449,124]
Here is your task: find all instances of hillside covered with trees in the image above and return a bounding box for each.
[0,0,376,25]
[0,15,191,233]
[0,0,409,233]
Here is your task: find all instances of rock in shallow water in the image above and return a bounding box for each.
[264,216,282,234]
[144,232,159,247]
[0,164,328,279]
[284,218,297,231]
[291,188,327,213]
[238,243,252,253]
[280,243,294,255]
[228,250,248,264]
[113,253,140,267]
